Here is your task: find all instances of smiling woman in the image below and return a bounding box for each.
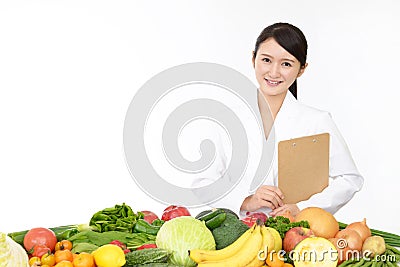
[202,22,365,219]
[242,23,364,217]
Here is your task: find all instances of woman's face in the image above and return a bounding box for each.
[253,38,306,98]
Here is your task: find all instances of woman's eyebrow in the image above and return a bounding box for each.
[260,53,295,63]
[260,53,273,58]
[282,58,295,63]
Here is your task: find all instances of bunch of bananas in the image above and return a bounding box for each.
[189,222,282,267]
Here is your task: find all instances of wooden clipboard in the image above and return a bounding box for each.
[278,133,330,204]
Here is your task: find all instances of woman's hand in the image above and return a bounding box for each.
[241,185,285,212]
[269,203,300,217]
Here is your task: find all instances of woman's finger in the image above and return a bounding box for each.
[269,205,287,217]
[260,185,285,200]
[259,192,281,209]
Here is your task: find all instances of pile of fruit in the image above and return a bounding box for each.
[1,203,400,267]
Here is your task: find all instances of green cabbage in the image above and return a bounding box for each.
[156,216,215,266]
[0,232,29,267]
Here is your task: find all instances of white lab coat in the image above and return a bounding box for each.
[192,91,364,216]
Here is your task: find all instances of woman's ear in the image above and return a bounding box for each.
[297,62,308,77]
[252,51,256,68]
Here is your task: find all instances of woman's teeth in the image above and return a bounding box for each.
[265,79,281,86]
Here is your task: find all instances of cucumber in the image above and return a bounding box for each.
[125,248,171,266]
[196,209,224,221]
[195,208,238,220]
[205,212,226,230]
[195,209,213,219]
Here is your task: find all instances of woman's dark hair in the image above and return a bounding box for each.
[253,22,308,99]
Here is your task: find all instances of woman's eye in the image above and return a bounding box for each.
[282,62,292,67]
[262,58,271,63]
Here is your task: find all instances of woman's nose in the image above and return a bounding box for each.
[268,63,280,78]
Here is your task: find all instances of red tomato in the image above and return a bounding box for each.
[31,244,51,258]
[161,205,191,221]
[141,210,159,224]
[24,227,58,252]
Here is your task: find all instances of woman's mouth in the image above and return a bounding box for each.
[265,78,282,87]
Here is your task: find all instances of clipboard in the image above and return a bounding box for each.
[278,133,330,204]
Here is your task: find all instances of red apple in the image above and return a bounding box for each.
[161,205,191,221]
[141,210,159,224]
[283,227,314,252]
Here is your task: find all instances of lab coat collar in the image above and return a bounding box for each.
[275,91,297,125]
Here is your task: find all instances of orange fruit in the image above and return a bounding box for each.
[54,249,73,263]
[266,252,284,267]
[72,252,95,267]
[295,207,339,239]
[54,261,74,267]
[283,263,294,267]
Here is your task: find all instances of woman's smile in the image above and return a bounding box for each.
[264,78,283,87]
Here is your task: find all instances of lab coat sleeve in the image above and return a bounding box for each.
[296,112,364,214]
[189,125,247,216]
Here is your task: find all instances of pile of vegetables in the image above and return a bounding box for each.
[5,203,165,267]
[3,203,400,267]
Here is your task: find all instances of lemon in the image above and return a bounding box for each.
[92,244,126,267]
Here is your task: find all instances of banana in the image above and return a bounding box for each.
[261,225,276,255]
[197,224,263,267]
[189,224,256,263]
[265,226,282,252]
[246,225,277,267]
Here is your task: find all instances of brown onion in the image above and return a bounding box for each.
[335,228,363,252]
[329,237,352,264]
[345,218,371,242]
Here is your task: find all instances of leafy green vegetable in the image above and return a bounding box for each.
[265,216,310,239]
[211,213,249,249]
[89,203,144,233]
[68,230,155,248]
[71,242,99,254]
[156,216,215,267]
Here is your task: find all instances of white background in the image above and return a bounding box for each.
[1,1,399,235]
